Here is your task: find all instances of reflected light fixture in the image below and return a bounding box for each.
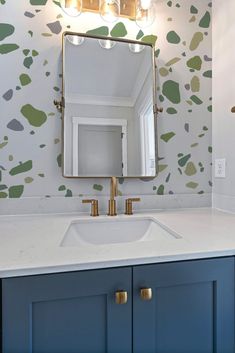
[67,35,85,45]
[135,0,155,28]
[60,0,82,17]
[99,0,120,22]
[99,39,116,49]
[129,43,145,53]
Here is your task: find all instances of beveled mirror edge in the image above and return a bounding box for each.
[60,31,160,179]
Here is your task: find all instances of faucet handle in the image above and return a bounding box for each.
[82,199,99,217]
[125,198,141,215]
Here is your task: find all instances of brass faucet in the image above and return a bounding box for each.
[108,177,118,216]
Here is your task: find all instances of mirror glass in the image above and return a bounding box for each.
[63,32,157,177]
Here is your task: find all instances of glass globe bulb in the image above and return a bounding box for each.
[60,0,82,17]
[129,43,145,53]
[99,39,116,49]
[135,0,155,28]
[67,35,84,46]
[99,0,120,23]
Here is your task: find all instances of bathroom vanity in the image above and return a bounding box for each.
[1,257,234,353]
[0,209,235,353]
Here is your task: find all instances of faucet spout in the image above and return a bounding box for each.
[108,177,118,216]
[110,176,118,200]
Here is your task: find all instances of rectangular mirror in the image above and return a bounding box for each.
[62,32,158,178]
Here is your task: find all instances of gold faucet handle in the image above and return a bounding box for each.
[125,198,141,215]
[82,199,99,217]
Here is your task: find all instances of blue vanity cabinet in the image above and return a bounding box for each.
[1,267,132,353]
[133,258,234,353]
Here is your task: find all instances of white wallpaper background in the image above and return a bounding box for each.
[0,0,212,200]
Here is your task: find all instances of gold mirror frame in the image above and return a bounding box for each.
[59,31,160,179]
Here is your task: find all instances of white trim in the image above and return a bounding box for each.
[138,95,155,176]
[67,94,134,107]
[72,117,128,176]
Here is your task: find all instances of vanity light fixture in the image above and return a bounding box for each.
[99,39,116,49]
[60,0,155,28]
[60,0,82,17]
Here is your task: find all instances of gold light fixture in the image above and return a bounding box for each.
[60,0,155,27]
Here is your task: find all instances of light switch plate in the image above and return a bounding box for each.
[215,158,226,178]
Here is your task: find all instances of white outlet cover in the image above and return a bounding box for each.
[215,158,226,178]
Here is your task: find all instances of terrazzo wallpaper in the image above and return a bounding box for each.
[0,0,212,199]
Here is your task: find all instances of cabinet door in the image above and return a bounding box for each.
[133,258,234,353]
[2,267,132,353]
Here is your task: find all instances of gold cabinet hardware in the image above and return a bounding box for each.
[82,199,99,217]
[115,291,128,305]
[157,107,163,113]
[125,198,141,215]
[140,288,152,301]
[231,106,235,113]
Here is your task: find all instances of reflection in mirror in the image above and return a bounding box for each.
[63,32,157,177]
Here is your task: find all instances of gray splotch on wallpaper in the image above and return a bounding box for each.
[0,0,212,198]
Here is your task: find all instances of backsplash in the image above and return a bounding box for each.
[0,0,212,199]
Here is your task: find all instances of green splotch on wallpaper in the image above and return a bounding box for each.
[30,0,48,5]
[185,162,197,176]
[166,57,181,66]
[19,73,31,86]
[178,154,191,167]
[199,11,211,28]
[166,31,181,44]
[161,132,175,143]
[189,32,203,51]
[162,80,181,104]
[187,55,202,70]
[21,104,47,127]
[110,22,127,37]
[190,5,198,14]
[190,95,203,105]
[8,185,24,198]
[186,181,198,189]
[9,161,32,176]
[93,184,103,191]
[0,43,19,54]
[203,70,212,78]
[86,26,109,36]
[159,67,169,77]
[141,35,157,46]
[0,23,14,41]
[191,76,200,92]
[166,107,177,114]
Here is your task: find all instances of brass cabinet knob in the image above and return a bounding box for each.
[140,288,152,301]
[231,106,235,113]
[115,291,128,305]
[82,199,99,217]
[125,198,141,215]
[157,107,163,113]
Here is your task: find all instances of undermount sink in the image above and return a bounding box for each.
[61,217,181,247]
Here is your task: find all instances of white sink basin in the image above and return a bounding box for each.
[61,217,181,247]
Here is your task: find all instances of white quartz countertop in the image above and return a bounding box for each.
[0,208,235,278]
